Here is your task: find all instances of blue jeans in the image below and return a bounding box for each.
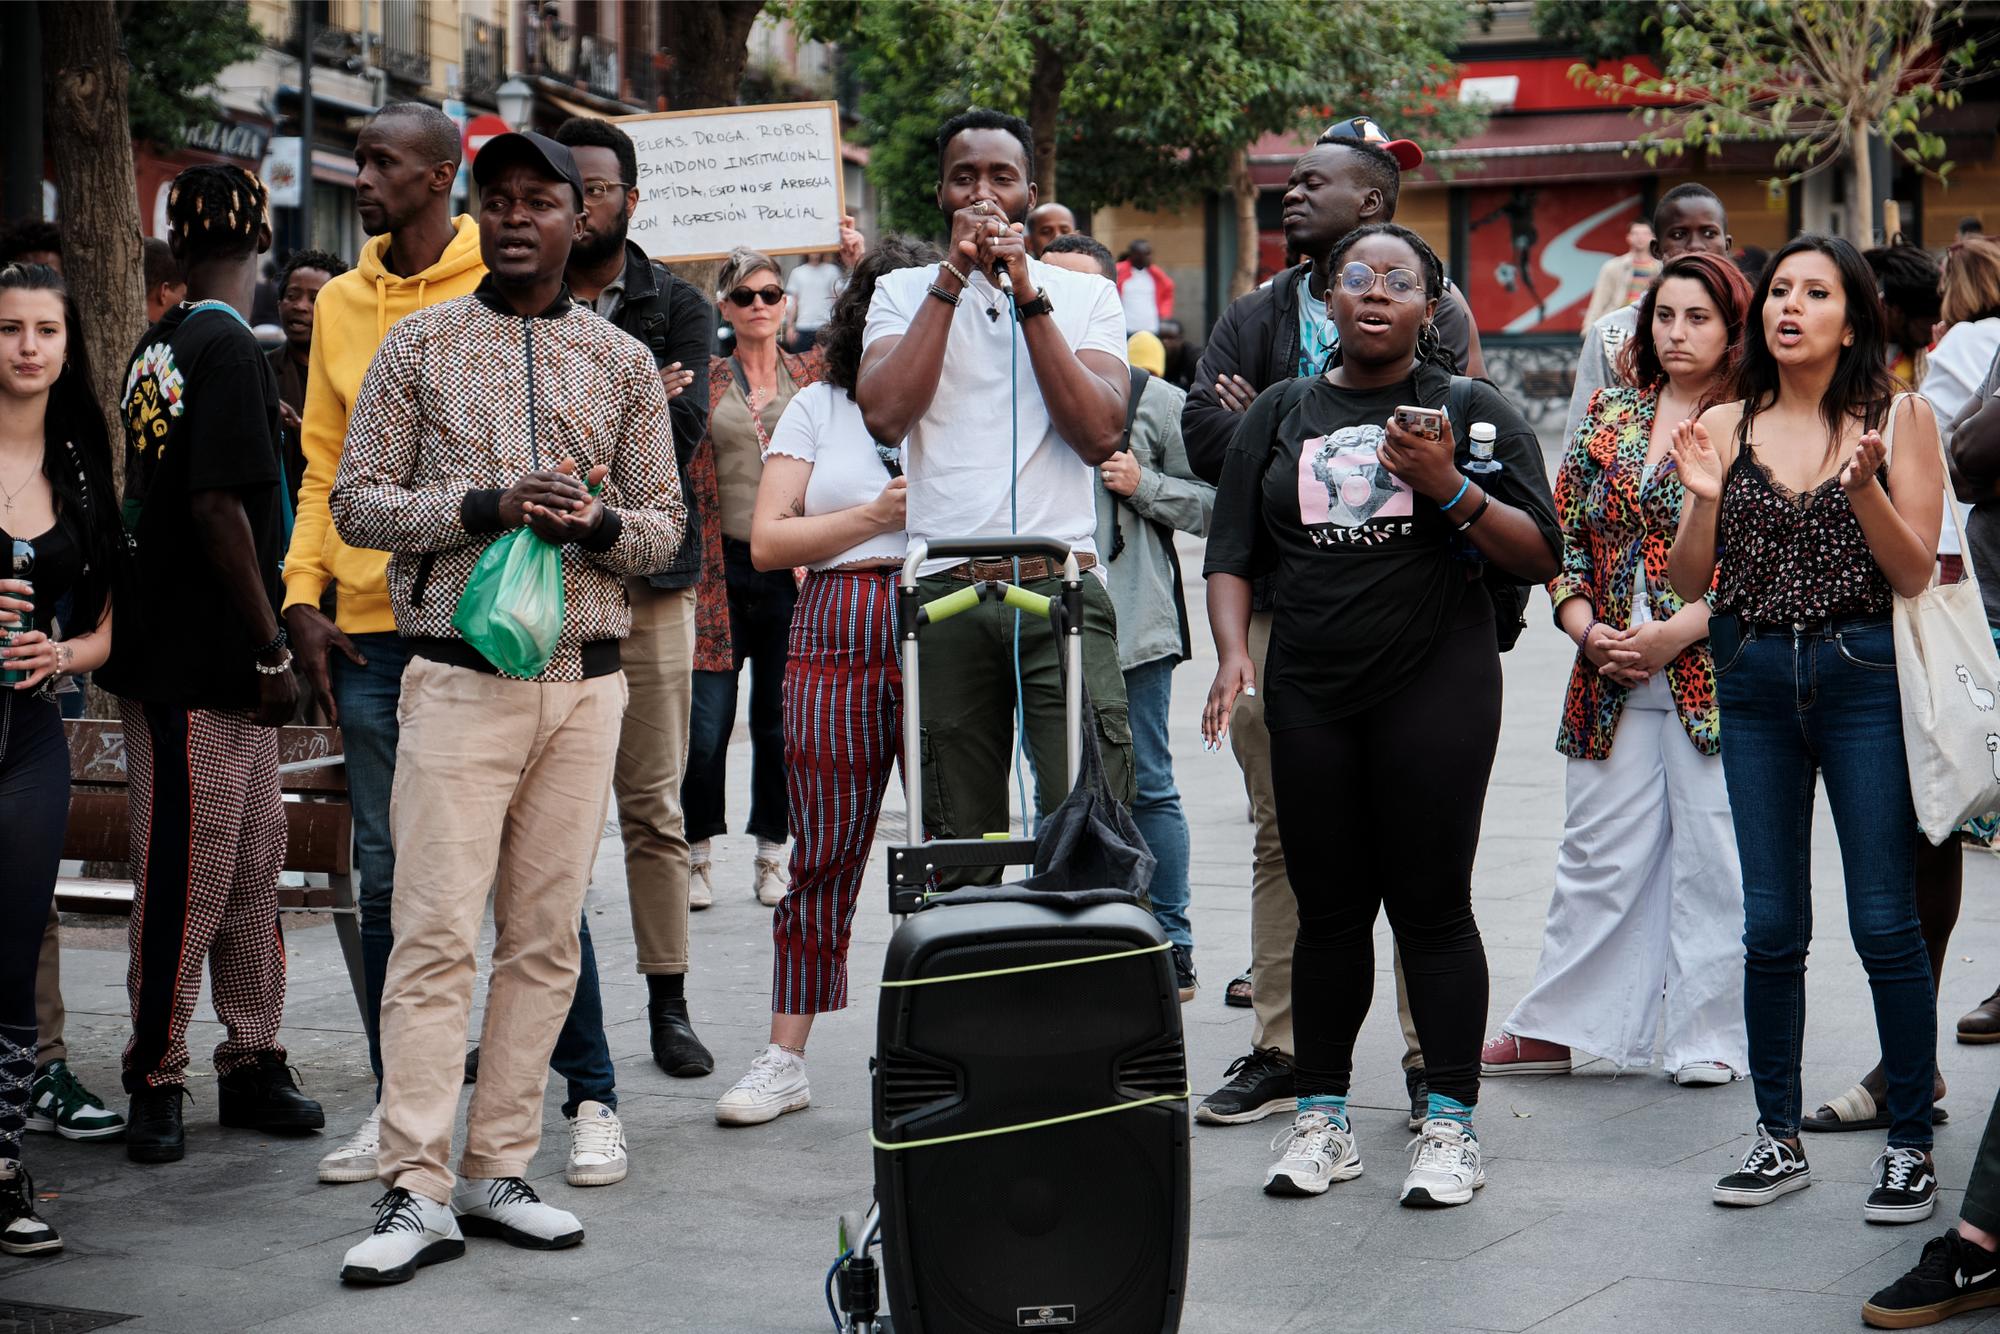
[1710,614,1935,1149]
[1124,656,1192,949]
[335,632,615,1113]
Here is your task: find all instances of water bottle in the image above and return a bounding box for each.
[1,538,33,685]
[1465,421,1503,475]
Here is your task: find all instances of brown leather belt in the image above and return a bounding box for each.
[943,553,1096,583]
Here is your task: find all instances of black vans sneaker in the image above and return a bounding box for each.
[1713,1124,1812,1206]
[1169,946,1197,1004]
[1195,1048,1296,1126]
[1863,1229,2000,1328]
[1865,1146,1938,1225]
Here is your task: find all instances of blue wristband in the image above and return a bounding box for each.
[1442,476,1471,512]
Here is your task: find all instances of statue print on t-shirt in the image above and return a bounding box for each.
[1297,424,1414,547]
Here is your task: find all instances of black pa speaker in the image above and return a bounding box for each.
[872,898,1190,1334]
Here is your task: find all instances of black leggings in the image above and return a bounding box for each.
[0,691,67,1160]
[1269,605,1502,1106]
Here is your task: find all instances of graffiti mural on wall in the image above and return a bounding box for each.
[1464,184,1646,336]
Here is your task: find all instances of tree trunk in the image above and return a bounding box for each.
[660,0,766,303]
[1848,118,1875,251]
[1229,147,1259,301]
[42,0,144,491]
[1028,33,1066,201]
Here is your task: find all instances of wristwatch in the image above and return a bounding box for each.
[1013,288,1055,320]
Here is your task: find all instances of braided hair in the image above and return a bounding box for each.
[165,164,269,264]
[1324,222,1456,373]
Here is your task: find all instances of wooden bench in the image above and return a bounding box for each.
[57,718,367,1022]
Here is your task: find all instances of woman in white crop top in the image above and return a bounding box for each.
[712,236,938,1127]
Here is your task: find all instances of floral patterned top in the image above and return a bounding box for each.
[690,345,825,671]
[1549,385,1720,760]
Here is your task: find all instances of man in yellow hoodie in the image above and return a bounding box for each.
[288,104,625,1190]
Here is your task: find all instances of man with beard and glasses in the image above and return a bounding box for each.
[855,106,1135,881]
[552,115,717,1097]
[288,103,629,1194]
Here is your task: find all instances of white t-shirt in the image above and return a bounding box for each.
[786,261,844,330]
[1120,266,1159,335]
[864,256,1128,576]
[1920,318,2000,558]
[761,382,907,571]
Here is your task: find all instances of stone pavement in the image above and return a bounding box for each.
[10,529,2000,1334]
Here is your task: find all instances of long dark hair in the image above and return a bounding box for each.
[0,263,120,634]
[1735,233,1899,461]
[1617,250,1753,406]
[1324,223,1456,374]
[822,234,943,397]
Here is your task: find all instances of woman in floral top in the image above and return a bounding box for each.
[1483,252,1753,1086]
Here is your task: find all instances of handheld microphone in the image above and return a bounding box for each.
[993,262,1014,297]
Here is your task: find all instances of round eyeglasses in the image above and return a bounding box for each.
[1337,262,1424,303]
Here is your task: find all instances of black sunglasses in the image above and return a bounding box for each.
[727,286,785,308]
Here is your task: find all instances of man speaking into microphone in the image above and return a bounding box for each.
[856,107,1133,881]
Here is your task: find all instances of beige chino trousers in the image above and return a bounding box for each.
[613,581,696,974]
[376,657,626,1203]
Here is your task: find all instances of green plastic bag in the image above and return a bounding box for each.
[451,527,564,677]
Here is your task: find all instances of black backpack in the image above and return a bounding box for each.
[1264,374,1530,652]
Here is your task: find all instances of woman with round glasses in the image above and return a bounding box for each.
[1203,223,1561,1209]
[684,247,826,907]
[1483,252,1754,1089]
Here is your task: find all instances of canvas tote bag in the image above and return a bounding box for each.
[1891,391,2000,842]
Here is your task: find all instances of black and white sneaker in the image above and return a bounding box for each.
[1169,945,1197,1004]
[339,1187,464,1285]
[1865,1146,1938,1225]
[0,1166,61,1256]
[1195,1048,1296,1126]
[1405,1066,1429,1133]
[1863,1229,2000,1328]
[452,1176,584,1249]
[1713,1124,1812,1207]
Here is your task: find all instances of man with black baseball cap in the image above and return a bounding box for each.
[1179,113,1482,1135]
[333,123,685,1286]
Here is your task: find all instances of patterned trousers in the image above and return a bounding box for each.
[119,700,288,1093]
[772,570,901,1015]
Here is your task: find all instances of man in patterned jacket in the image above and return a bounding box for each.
[328,131,685,1286]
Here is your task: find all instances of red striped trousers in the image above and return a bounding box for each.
[772,569,901,1015]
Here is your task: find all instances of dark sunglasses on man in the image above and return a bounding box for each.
[726,285,786,308]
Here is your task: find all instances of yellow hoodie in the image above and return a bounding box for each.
[282,215,487,632]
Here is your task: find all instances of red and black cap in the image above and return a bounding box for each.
[1317,116,1424,172]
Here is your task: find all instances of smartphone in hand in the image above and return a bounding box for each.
[1393,406,1445,441]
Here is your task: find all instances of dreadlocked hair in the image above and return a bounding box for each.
[166,164,268,264]
[1325,223,1456,374]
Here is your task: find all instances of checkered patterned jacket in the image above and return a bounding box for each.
[330,282,687,682]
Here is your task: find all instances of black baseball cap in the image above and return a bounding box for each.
[473,130,586,209]
[1318,115,1424,171]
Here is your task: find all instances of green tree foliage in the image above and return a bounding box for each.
[785,0,1482,238]
[1574,0,1978,247]
[121,0,265,149]
[1529,0,1667,62]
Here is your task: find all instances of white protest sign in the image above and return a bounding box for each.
[614,101,846,263]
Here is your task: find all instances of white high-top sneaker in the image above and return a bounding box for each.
[317,1105,383,1184]
[715,1045,811,1126]
[452,1176,584,1249]
[339,1188,464,1284]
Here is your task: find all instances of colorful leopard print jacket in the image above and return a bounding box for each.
[1549,385,1720,760]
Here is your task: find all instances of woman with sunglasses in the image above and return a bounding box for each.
[1482,252,1753,1090]
[1203,223,1560,1208]
[685,247,826,907]
[1670,235,1945,1222]
[713,236,935,1125]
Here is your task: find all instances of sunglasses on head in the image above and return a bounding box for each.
[1337,262,1424,303]
[727,286,785,308]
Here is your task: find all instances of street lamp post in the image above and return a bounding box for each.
[496,77,534,132]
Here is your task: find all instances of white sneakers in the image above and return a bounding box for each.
[754,857,789,907]
[340,1178,583,1286]
[339,1188,465,1285]
[566,1101,628,1187]
[1672,1062,1737,1088]
[452,1176,586,1250]
[716,1045,812,1125]
[1401,1118,1486,1207]
[317,1105,383,1184]
[1262,1109,1362,1197]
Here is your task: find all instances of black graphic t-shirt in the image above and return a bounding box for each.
[99,303,285,710]
[1204,369,1558,730]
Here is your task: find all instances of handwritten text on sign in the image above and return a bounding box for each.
[617,101,845,264]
